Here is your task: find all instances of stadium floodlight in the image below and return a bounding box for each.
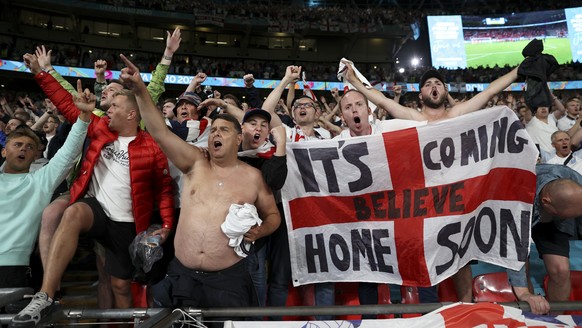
[398,68,405,74]
[411,57,420,67]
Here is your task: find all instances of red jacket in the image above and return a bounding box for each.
[35,72,174,233]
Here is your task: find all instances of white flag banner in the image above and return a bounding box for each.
[281,107,538,287]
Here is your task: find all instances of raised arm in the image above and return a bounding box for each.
[73,80,96,124]
[393,84,402,105]
[30,110,51,131]
[277,99,290,117]
[119,54,203,174]
[25,53,87,124]
[567,116,582,138]
[0,96,14,117]
[147,27,182,104]
[341,60,422,120]
[286,81,296,110]
[93,59,107,102]
[185,72,207,93]
[451,68,518,117]
[262,65,301,128]
[198,97,245,123]
[571,125,582,149]
[243,74,263,108]
[35,45,77,96]
[318,114,342,136]
[550,94,566,120]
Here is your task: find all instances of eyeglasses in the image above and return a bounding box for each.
[293,102,314,110]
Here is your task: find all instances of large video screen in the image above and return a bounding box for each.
[427,7,582,69]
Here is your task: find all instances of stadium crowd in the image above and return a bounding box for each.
[1,0,582,326]
[87,0,575,19]
[3,36,582,85]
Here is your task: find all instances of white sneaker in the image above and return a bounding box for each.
[9,292,54,327]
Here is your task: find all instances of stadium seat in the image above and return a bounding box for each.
[472,272,517,302]
[335,282,363,320]
[283,284,314,320]
[400,285,422,318]
[130,281,148,308]
[401,285,420,304]
[437,277,459,302]
[377,283,394,319]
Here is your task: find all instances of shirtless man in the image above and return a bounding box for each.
[118,55,280,322]
[342,60,519,123]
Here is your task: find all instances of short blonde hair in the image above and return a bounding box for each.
[112,89,141,121]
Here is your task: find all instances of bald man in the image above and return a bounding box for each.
[532,164,582,302]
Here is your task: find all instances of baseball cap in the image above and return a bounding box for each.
[419,69,445,87]
[242,108,272,124]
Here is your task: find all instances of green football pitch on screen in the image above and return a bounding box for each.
[465,38,572,68]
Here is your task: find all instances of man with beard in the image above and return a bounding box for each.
[342,61,519,123]
[341,63,520,303]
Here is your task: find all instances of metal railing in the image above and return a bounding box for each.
[2,288,582,327]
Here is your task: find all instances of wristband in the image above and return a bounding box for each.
[44,68,55,73]
[163,55,172,61]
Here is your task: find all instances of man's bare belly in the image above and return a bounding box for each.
[173,207,243,271]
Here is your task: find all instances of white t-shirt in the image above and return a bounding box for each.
[334,119,427,139]
[557,115,577,132]
[44,134,55,159]
[284,124,331,142]
[87,136,136,222]
[545,150,582,175]
[526,116,558,154]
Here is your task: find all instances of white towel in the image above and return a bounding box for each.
[221,203,262,258]
[337,58,377,112]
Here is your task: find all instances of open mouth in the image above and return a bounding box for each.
[432,90,438,97]
[213,140,223,149]
[354,116,361,124]
[299,110,307,117]
[253,133,261,141]
[18,154,26,160]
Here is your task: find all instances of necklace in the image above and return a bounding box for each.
[213,164,239,188]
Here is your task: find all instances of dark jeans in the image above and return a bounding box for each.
[266,204,292,320]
